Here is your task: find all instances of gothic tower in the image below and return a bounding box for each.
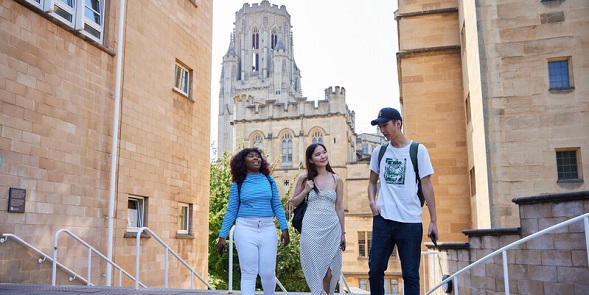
[218,0,303,153]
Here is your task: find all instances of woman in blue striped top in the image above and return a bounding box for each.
[217,147,290,295]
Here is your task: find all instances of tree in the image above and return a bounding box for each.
[208,149,307,292]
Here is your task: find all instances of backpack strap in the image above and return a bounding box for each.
[409,141,420,181]
[377,142,389,169]
[409,141,425,206]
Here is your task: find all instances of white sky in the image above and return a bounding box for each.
[210,0,400,146]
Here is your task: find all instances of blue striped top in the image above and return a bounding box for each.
[218,173,289,238]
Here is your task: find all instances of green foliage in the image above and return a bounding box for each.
[208,149,308,292]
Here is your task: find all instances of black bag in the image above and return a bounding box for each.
[291,195,308,233]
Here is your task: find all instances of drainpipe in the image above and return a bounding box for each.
[106,0,126,286]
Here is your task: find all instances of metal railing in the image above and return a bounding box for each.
[0,233,88,285]
[134,227,213,290]
[426,212,589,295]
[52,228,146,288]
[420,251,442,295]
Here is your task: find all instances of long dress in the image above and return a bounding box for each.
[300,188,342,295]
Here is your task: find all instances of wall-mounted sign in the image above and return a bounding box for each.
[8,188,26,213]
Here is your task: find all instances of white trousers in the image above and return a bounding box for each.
[234,217,278,295]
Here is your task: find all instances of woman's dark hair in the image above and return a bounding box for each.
[304,143,335,193]
[230,147,270,184]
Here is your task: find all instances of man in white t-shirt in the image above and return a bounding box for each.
[367,107,439,295]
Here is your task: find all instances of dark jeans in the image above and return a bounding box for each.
[368,215,422,295]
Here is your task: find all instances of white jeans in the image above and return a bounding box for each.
[234,217,278,295]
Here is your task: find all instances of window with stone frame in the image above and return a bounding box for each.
[548,57,574,91]
[24,0,106,43]
[312,130,323,144]
[271,28,278,49]
[174,61,192,97]
[556,148,582,182]
[127,196,148,231]
[281,132,293,164]
[177,202,192,235]
[251,132,264,149]
[252,28,259,71]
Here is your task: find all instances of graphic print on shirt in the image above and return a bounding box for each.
[384,157,407,185]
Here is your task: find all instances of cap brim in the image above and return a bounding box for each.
[371,118,390,126]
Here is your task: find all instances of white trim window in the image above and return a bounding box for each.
[174,62,192,97]
[23,0,105,43]
[177,203,191,235]
[127,196,146,231]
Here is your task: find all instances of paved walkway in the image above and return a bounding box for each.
[0,284,232,295]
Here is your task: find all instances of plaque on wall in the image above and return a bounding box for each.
[8,187,26,213]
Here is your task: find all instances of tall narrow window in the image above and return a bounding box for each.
[282,133,293,164]
[252,28,259,49]
[548,58,573,90]
[252,28,259,72]
[127,196,147,230]
[271,29,278,49]
[469,166,476,196]
[174,62,191,97]
[252,53,259,72]
[177,203,191,235]
[556,149,581,181]
[358,231,372,257]
[465,94,471,125]
[312,131,323,144]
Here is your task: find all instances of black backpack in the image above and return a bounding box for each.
[377,141,425,206]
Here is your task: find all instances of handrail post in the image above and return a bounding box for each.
[584,216,589,265]
[52,229,61,286]
[165,247,169,288]
[135,228,144,290]
[87,247,92,286]
[502,250,510,295]
[228,226,235,293]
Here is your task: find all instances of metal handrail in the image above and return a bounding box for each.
[134,227,213,290]
[51,228,146,288]
[227,226,287,293]
[426,212,589,295]
[0,233,87,285]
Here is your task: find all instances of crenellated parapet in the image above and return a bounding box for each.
[233,86,355,130]
[238,0,289,17]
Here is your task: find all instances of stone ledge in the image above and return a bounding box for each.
[512,190,589,205]
[462,227,521,237]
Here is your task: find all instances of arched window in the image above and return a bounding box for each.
[312,130,323,144]
[252,133,263,149]
[282,133,293,163]
[252,28,259,49]
[271,29,278,49]
[252,28,259,71]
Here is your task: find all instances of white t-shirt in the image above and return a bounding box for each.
[369,141,434,223]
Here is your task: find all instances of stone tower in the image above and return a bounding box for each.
[217,0,303,153]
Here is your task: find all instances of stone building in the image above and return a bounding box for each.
[397,0,588,230]
[397,0,589,293]
[0,0,212,288]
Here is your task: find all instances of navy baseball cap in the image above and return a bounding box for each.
[370,107,403,126]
